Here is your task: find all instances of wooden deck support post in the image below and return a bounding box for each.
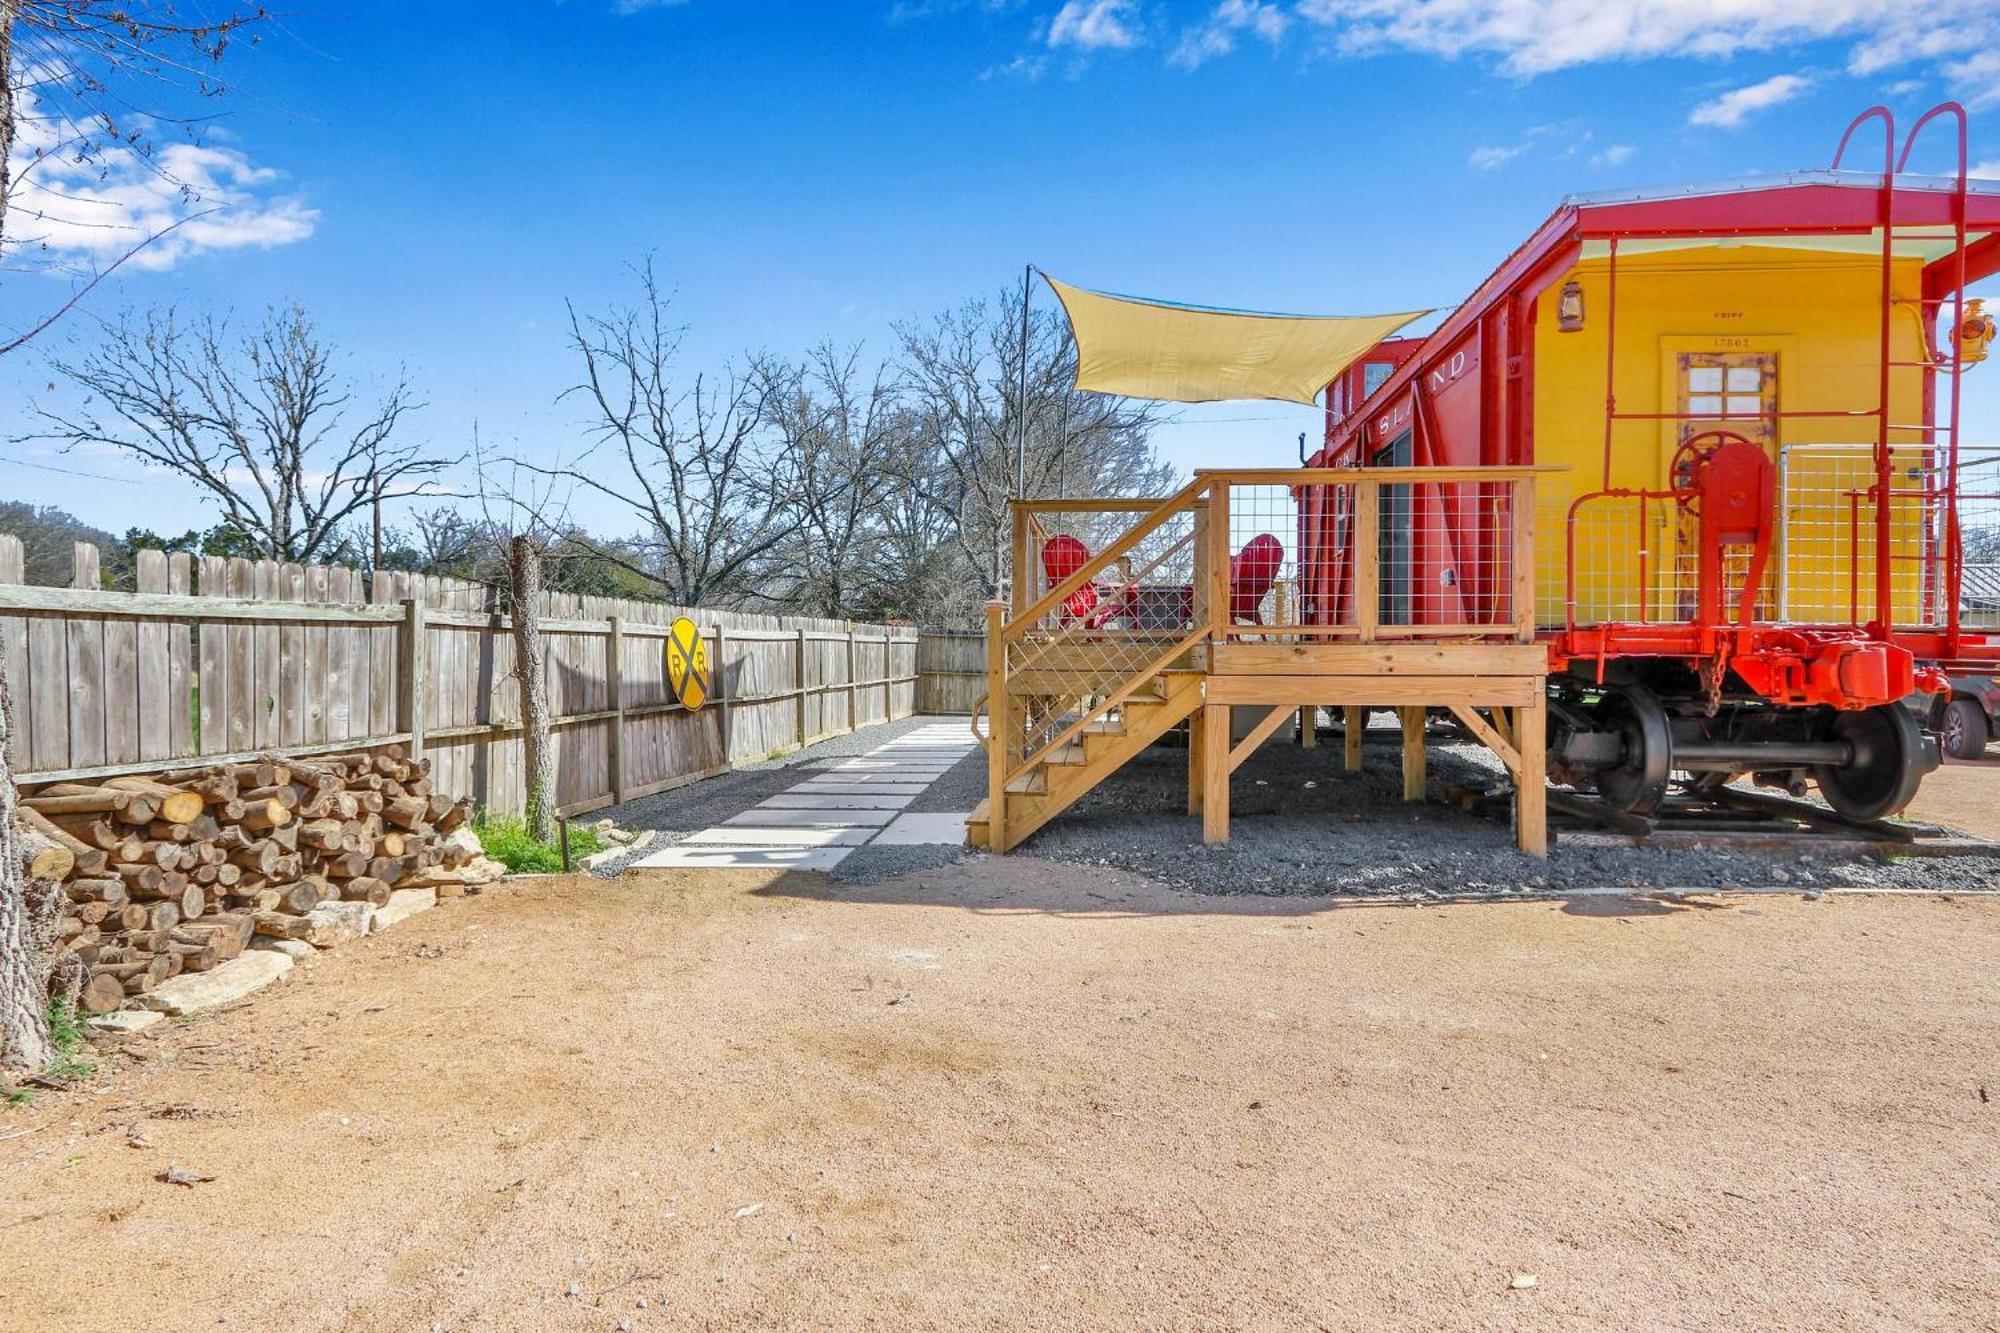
[1343,706,1364,772]
[1201,701,1230,843]
[984,601,1007,854]
[1298,707,1316,748]
[1516,693,1548,855]
[1399,706,1426,802]
[1187,705,1206,815]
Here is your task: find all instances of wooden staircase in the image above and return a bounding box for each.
[966,668,1203,851]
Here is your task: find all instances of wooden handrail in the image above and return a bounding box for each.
[1010,496,1180,513]
[1006,475,1210,637]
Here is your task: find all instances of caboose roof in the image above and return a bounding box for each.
[1319,164,2000,461]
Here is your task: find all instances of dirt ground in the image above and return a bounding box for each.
[2,764,1997,1331]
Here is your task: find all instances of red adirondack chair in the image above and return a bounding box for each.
[1230,533,1284,624]
[1041,534,1101,625]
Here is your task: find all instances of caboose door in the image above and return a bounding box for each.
[1673,351,1779,618]
[1372,431,1413,625]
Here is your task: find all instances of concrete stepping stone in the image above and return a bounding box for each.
[871,812,977,845]
[633,845,854,871]
[763,793,919,809]
[724,807,896,828]
[682,825,878,846]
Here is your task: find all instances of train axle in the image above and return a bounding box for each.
[1549,682,1939,823]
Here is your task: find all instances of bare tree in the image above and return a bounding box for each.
[23,303,451,563]
[0,0,264,1071]
[541,259,798,605]
[1,3,268,352]
[755,343,906,618]
[897,274,1169,605]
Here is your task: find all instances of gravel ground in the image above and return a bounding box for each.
[588,714,977,880]
[1014,724,2000,896]
[588,712,2000,897]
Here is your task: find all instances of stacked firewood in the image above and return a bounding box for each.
[21,748,479,1016]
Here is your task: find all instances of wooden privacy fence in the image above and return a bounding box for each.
[0,536,928,817]
[917,631,985,715]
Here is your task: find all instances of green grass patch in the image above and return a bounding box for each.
[42,1001,94,1087]
[472,814,604,874]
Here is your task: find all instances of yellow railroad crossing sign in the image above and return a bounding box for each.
[665,617,711,712]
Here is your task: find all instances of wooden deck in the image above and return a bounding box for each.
[971,467,1554,856]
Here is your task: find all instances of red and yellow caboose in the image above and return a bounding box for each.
[1302,104,2000,820]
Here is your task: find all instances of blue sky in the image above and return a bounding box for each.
[3,0,1998,538]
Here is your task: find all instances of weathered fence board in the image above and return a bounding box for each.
[917,631,984,714]
[0,541,947,815]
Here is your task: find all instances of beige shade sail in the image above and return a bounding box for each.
[1044,274,1429,406]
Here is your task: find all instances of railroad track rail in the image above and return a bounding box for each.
[1445,780,2000,858]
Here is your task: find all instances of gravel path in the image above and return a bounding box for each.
[1011,725,2000,896]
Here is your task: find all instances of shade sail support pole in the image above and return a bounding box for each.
[1015,262,1032,501]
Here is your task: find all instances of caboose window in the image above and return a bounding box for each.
[1362,361,1393,398]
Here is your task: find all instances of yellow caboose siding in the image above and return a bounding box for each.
[1530,244,1933,629]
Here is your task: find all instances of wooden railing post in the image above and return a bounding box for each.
[607,614,626,803]
[1512,474,1537,642]
[984,601,1008,853]
[399,597,428,762]
[1205,479,1230,641]
[1011,502,1032,615]
[1353,477,1380,643]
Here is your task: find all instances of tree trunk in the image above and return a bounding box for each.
[0,0,17,247]
[510,536,556,844]
[0,638,56,1070]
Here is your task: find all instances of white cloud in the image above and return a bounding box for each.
[1047,0,1139,50]
[982,52,1050,80]
[1592,143,1637,167]
[1972,161,2000,181]
[5,100,316,274]
[1170,0,1289,70]
[1688,72,1811,128]
[1287,0,2000,103]
[1469,143,1527,171]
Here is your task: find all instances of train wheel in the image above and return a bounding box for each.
[1814,704,1927,822]
[1592,684,1672,815]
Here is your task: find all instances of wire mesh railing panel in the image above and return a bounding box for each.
[1947,446,2000,630]
[1554,489,1778,627]
[1224,479,1519,634]
[1778,444,1935,628]
[1004,502,1201,766]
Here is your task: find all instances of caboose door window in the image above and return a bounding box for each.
[1676,352,1777,449]
[1674,351,1780,618]
[1373,431,1413,625]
